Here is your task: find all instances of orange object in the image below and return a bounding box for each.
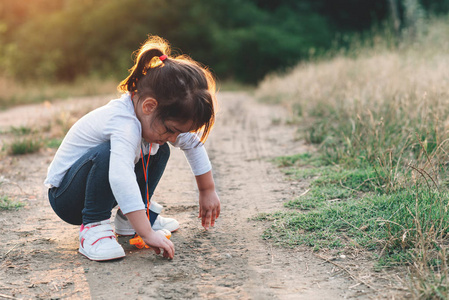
[129,229,171,249]
[129,236,148,249]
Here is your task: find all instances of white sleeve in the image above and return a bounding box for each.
[107,116,145,215]
[170,133,212,176]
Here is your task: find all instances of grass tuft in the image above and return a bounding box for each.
[8,137,42,155]
[0,196,23,210]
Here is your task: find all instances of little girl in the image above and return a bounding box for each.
[44,36,220,261]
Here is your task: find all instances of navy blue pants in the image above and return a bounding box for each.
[48,142,170,225]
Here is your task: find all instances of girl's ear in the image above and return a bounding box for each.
[141,98,158,115]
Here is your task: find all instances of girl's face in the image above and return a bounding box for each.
[137,97,193,145]
[142,117,193,145]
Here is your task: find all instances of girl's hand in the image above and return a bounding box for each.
[195,171,220,230]
[126,210,175,259]
[198,189,221,230]
[142,230,175,259]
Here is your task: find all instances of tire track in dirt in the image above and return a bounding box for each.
[0,92,378,299]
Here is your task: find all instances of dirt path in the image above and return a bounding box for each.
[0,92,388,299]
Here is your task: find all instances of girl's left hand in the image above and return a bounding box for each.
[198,189,220,230]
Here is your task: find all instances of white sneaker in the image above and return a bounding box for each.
[114,210,179,235]
[152,215,179,232]
[79,220,125,261]
[114,209,136,236]
[113,201,164,236]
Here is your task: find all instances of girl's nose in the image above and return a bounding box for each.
[167,133,179,143]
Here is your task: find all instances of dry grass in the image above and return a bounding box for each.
[257,49,449,127]
[257,18,449,185]
[0,76,117,109]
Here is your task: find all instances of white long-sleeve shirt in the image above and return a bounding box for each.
[44,93,211,214]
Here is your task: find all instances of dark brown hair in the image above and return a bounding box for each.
[118,36,216,143]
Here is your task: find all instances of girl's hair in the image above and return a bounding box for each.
[118,35,216,143]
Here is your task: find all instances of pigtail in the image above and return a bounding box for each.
[118,36,171,93]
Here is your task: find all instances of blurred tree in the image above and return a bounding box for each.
[251,0,389,31]
[389,0,401,37]
[1,0,333,83]
[1,0,447,84]
[0,0,63,39]
[420,0,449,14]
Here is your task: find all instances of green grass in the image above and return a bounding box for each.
[45,138,63,149]
[2,125,63,155]
[0,196,23,210]
[8,137,42,155]
[9,126,33,135]
[284,185,353,210]
[256,150,449,298]
[5,136,63,154]
[259,153,449,264]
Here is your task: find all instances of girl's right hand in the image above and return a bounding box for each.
[125,210,175,259]
[142,230,175,259]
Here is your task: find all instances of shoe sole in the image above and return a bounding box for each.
[115,230,136,236]
[79,247,125,261]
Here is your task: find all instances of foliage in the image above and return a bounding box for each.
[3,0,449,85]
[0,0,336,84]
[4,0,449,85]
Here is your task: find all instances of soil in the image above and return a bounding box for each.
[0,92,408,299]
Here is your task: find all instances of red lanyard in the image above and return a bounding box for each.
[140,144,153,221]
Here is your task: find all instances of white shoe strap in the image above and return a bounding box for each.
[82,224,115,244]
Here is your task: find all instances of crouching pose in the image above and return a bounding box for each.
[44,35,220,261]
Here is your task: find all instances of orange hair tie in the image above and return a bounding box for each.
[159,55,167,61]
